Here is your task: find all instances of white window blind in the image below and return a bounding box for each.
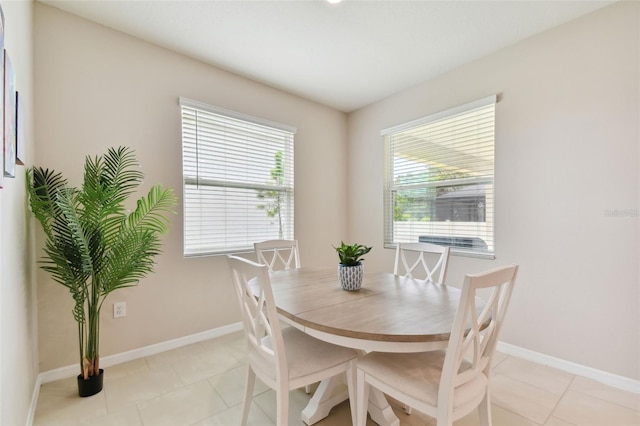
[180,98,296,256]
[382,95,496,256]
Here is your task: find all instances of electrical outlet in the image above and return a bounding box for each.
[114,302,126,318]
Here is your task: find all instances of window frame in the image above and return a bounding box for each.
[382,95,496,258]
[180,97,296,257]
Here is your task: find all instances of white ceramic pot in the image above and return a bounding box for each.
[337,263,363,291]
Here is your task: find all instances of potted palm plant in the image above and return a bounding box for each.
[334,241,372,291]
[26,146,176,397]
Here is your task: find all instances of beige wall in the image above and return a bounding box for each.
[348,1,639,380]
[34,3,348,372]
[0,1,36,425]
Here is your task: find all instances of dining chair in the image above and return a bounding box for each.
[254,239,301,272]
[356,264,519,426]
[253,239,316,394]
[394,242,450,284]
[227,255,358,426]
[394,242,451,414]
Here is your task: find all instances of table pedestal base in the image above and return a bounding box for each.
[368,388,400,426]
[301,377,348,425]
[301,376,399,426]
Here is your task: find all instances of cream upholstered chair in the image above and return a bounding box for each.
[254,239,301,272]
[227,255,358,426]
[356,265,518,426]
[394,242,450,283]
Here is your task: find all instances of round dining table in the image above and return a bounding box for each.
[250,267,479,426]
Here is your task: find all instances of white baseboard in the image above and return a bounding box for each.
[497,341,640,394]
[37,322,243,385]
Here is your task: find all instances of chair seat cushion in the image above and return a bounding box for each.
[255,327,358,381]
[357,350,488,410]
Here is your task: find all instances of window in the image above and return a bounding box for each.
[180,98,295,256]
[382,95,496,256]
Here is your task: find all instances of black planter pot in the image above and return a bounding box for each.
[77,369,104,397]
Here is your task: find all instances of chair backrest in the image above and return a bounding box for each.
[393,242,450,283]
[438,265,518,416]
[254,240,301,272]
[227,255,287,382]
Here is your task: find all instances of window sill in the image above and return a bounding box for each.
[384,244,495,260]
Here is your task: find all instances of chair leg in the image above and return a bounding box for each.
[435,413,453,426]
[276,384,290,426]
[478,390,492,426]
[346,362,358,426]
[305,384,312,394]
[356,369,370,426]
[241,367,256,426]
[436,398,453,426]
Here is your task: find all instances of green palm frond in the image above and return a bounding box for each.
[81,151,128,226]
[100,231,163,294]
[102,146,144,201]
[72,290,86,324]
[125,185,177,234]
[96,185,176,294]
[38,188,92,288]
[82,147,143,210]
[98,215,127,255]
[55,188,97,278]
[27,167,69,238]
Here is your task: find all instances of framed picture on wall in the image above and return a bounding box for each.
[16,90,23,165]
[0,5,4,188]
[3,49,15,178]
[0,5,4,51]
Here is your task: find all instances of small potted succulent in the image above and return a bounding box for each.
[333,241,372,291]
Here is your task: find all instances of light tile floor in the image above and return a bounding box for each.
[34,331,640,426]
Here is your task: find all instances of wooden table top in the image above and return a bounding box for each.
[255,267,473,346]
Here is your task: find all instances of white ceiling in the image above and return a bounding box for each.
[40,0,614,112]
